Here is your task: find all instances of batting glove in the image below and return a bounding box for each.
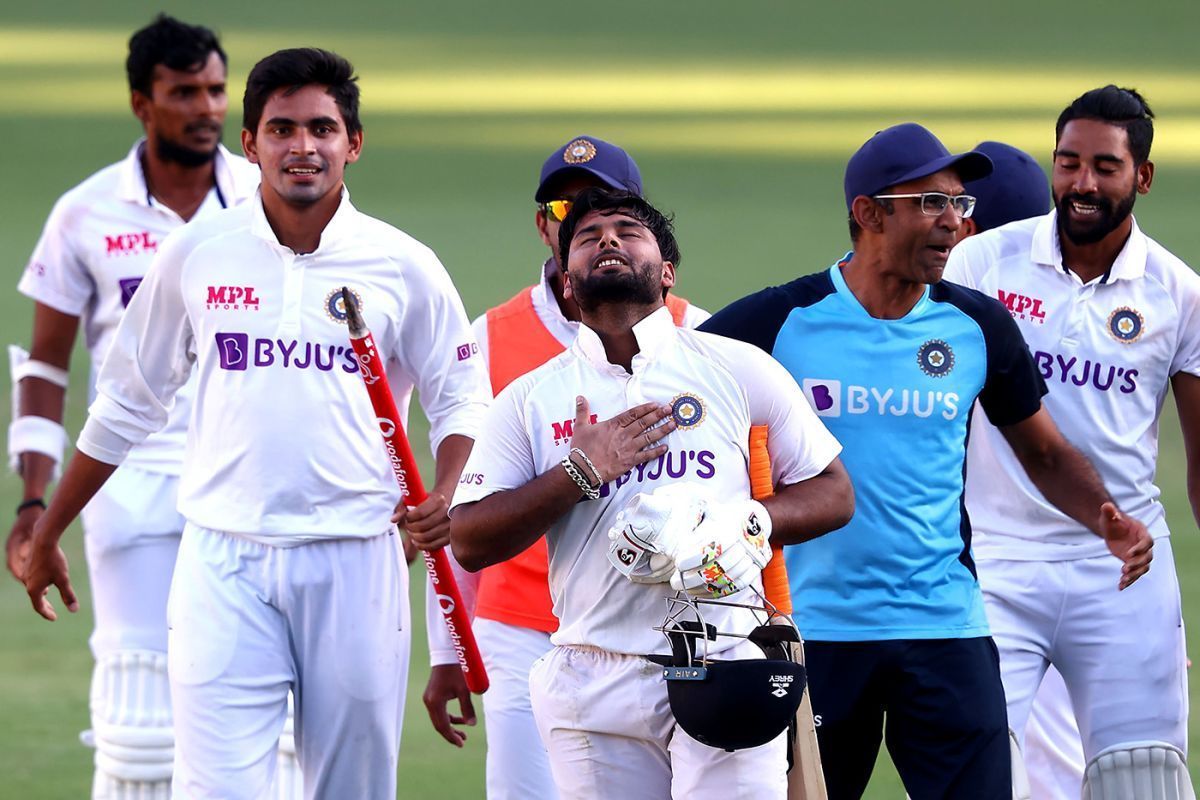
[606,483,708,584]
[670,499,772,598]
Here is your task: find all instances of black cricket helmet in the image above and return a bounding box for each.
[652,594,807,753]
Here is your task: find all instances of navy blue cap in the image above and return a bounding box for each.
[535,135,642,202]
[844,123,993,211]
[965,141,1051,233]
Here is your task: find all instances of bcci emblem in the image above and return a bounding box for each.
[563,138,597,164]
[325,287,362,323]
[670,393,706,429]
[917,339,954,378]
[1108,307,1144,344]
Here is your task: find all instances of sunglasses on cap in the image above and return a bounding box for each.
[539,199,573,223]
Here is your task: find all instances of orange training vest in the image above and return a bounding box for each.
[474,286,690,632]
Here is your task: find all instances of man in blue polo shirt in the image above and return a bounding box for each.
[700,123,1153,800]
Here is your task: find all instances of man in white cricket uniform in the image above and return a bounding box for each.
[945,86,1200,798]
[422,135,707,800]
[21,48,488,800]
[5,16,259,799]
[450,188,854,800]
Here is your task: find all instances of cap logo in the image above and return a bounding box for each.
[1108,307,1144,343]
[564,138,598,164]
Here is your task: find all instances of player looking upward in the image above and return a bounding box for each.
[450,187,853,799]
[945,86,1200,799]
[421,135,707,799]
[5,15,260,799]
[701,122,1153,800]
[20,47,489,799]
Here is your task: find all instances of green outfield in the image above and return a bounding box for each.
[1,1,1198,796]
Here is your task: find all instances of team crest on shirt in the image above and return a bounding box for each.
[670,393,706,429]
[1107,306,1144,344]
[325,287,362,323]
[917,339,954,378]
[563,138,597,164]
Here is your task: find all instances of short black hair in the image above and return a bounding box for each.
[243,48,362,136]
[126,14,226,96]
[1056,85,1155,165]
[558,188,681,270]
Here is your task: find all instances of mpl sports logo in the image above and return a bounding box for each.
[206,285,261,311]
[104,231,158,257]
[214,332,360,373]
[801,378,961,420]
[551,414,599,446]
[997,290,1047,324]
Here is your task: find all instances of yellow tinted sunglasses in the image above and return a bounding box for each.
[539,199,573,223]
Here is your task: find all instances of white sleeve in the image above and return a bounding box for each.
[448,381,536,512]
[471,313,491,374]
[943,237,982,290]
[77,230,195,463]
[730,346,841,487]
[425,549,481,666]
[395,249,490,453]
[1170,267,1200,377]
[17,195,95,315]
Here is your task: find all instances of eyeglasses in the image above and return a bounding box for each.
[872,192,977,219]
[539,199,573,223]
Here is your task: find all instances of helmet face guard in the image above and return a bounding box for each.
[652,594,807,752]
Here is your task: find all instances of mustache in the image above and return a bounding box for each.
[184,120,223,135]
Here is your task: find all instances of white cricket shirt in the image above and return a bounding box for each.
[77,189,490,544]
[450,306,841,655]
[945,211,1200,559]
[17,140,260,474]
[470,259,711,356]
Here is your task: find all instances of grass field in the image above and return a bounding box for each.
[1,1,1198,797]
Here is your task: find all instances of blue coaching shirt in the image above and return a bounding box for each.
[700,256,1045,641]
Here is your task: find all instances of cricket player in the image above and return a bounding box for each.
[449,188,854,799]
[700,122,1153,800]
[21,47,489,800]
[4,16,260,799]
[958,140,1089,800]
[945,86,1200,798]
[422,135,707,800]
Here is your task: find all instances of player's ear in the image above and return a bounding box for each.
[130,91,151,126]
[241,128,260,164]
[852,195,885,235]
[958,218,977,240]
[660,261,676,292]
[1136,160,1154,194]
[345,128,364,165]
[535,209,554,248]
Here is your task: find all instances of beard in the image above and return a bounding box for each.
[1055,185,1137,246]
[570,259,662,313]
[155,127,220,168]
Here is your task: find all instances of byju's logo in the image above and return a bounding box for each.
[456,342,479,361]
[215,333,249,371]
[802,379,841,417]
[118,277,143,308]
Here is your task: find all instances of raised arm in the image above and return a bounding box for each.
[451,397,674,572]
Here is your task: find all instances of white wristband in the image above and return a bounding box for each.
[8,415,67,475]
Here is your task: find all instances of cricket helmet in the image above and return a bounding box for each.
[652,594,807,753]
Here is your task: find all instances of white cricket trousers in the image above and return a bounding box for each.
[1024,665,1085,799]
[529,644,787,800]
[980,538,1188,762]
[166,524,410,800]
[474,618,558,800]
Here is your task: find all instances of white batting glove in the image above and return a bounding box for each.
[607,483,708,584]
[670,499,772,598]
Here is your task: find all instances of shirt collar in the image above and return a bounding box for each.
[535,258,566,321]
[574,305,677,373]
[1031,209,1148,283]
[248,185,355,253]
[117,139,251,209]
